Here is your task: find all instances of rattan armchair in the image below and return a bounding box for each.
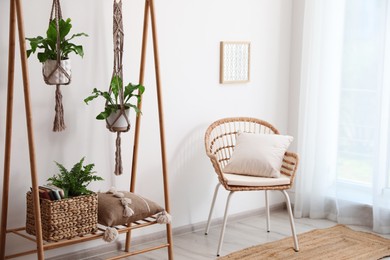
[204,117,299,256]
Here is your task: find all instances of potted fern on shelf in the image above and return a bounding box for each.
[26,18,88,85]
[26,157,103,242]
[84,75,145,132]
[47,157,103,198]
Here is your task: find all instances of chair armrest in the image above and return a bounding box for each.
[207,154,229,187]
[281,151,299,185]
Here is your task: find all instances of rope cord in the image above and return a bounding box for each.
[53,85,65,131]
[115,132,123,175]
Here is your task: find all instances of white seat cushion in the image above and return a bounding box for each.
[223,173,291,187]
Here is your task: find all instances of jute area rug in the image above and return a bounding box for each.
[220,225,390,260]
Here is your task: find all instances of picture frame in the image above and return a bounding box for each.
[220,41,251,84]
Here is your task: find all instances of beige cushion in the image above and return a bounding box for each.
[98,191,164,226]
[223,133,293,178]
[224,173,291,186]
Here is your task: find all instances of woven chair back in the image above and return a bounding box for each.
[205,117,280,170]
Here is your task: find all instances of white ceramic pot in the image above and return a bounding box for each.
[42,59,72,85]
[106,106,130,132]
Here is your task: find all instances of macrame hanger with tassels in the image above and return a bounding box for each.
[45,0,71,132]
[106,0,131,175]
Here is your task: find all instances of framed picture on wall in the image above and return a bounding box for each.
[220,41,251,84]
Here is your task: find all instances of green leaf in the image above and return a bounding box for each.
[124,83,144,104]
[26,49,33,58]
[46,20,57,43]
[55,161,69,175]
[96,106,113,120]
[61,42,84,59]
[127,104,142,114]
[111,76,123,103]
[74,45,84,57]
[138,84,145,95]
[59,18,72,40]
[37,52,49,63]
[68,32,89,41]
[84,88,113,104]
[102,92,113,104]
[70,157,84,175]
[96,112,105,120]
[83,163,95,175]
[45,40,57,56]
[26,36,45,57]
[84,93,99,104]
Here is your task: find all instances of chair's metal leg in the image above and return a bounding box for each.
[281,190,299,252]
[265,190,270,232]
[205,183,221,235]
[217,191,234,257]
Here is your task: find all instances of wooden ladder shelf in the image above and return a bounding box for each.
[0,0,173,259]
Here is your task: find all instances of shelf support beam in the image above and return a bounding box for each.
[126,1,173,258]
[1,0,44,259]
[0,0,17,257]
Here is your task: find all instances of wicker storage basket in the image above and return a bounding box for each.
[26,192,98,242]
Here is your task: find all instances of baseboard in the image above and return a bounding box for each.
[47,203,285,259]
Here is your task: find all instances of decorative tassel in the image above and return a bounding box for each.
[123,205,134,217]
[121,197,134,217]
[113,192,124,198]
[107,188,124,198]
[114,132,122,175]
[156,211,172,224]
[103,227,118,242]
[120,197,132,205]
[53,84,66,132]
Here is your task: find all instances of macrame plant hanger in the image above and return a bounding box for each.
[45,0,70,132]
[107,0,131,175]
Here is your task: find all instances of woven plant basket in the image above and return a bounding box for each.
[26,192,98,242]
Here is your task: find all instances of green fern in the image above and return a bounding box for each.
[48,157,103,198]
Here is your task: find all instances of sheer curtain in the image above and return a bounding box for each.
[294,0,390,234]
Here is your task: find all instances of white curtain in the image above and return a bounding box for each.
[294,0,390,234]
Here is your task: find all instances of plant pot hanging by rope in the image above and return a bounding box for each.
[83,0,144,175]
[26,0,88,132]
[107,0,131,175]
[46,0,70,132]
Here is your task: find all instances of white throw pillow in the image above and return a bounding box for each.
[223,133,293,178]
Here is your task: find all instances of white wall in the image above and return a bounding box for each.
[288,0,305,152]
[0,0,293,257]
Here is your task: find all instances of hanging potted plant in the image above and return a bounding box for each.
[84,0,144,175]
[26,18,88,85]
[84,75,145,132]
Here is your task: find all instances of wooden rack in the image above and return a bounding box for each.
[0,0,173,259]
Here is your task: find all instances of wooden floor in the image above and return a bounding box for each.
[46,208,390,260]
